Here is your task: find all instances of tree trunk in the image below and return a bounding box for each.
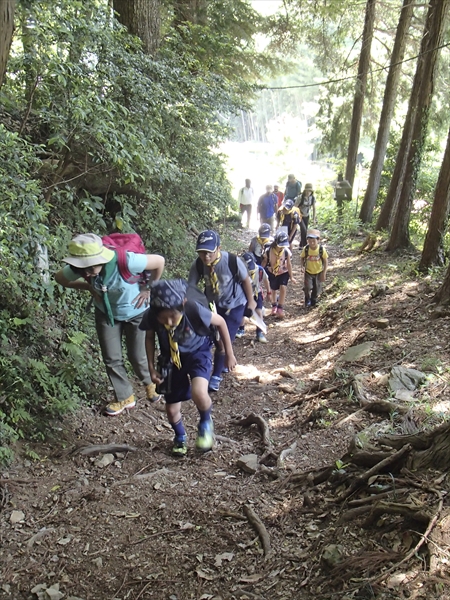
[359,0,414,223]
[0,0,16,90]
[113,0,161,55]
[386,0,448,251]
[434,258,450,305]
[345,0,376,188]
[419,127,450,271]
[380,421,450,471]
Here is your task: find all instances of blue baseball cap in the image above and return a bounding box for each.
[283,199,294,210]
[196,230,220,252]
[258,223,271,237]
[275,231,289,247]
[242,252,256,271]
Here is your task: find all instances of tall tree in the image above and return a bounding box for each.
[113,0,161,54]
[345,0,376,188]
[0,0,16,90]
[386,0,449,250]
[419,126,450,271]
[359,0,414,223]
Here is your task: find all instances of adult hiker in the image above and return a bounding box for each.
[54,233,165,416]
[237,178,254,228]
[257,185,278,233]
[333,173,352,216]
[284,174,302,202]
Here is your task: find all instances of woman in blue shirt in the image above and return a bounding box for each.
[55,233,165,416]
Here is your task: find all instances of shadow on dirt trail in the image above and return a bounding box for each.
[1,228,450,600]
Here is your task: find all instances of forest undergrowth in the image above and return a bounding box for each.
[1,225,450,600]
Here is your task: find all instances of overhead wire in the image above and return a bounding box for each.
[261,40,450,90]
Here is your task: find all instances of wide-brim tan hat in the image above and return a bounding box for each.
[62,233,115,268]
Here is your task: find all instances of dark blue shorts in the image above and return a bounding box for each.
[268,271,290,291]
[217,304,246,342]
[164,340,213,404]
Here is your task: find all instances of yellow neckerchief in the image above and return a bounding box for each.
[279,208,294,226]
[271,245,285,275]
[206,251,221,296]
[164,314,183,370]
[256,236,269,247]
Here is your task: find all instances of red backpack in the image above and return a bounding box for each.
[102,233,149,285]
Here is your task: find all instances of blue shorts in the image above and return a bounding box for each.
[217,304,246,342]
[164,340,213,404]
[268,271,290,291]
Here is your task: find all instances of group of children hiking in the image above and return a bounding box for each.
[55,217,328,457]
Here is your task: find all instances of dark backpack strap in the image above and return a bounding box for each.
[304,244,309,259]
[196,256,204,279]
[319,245,323,259]
[227,253,239,297]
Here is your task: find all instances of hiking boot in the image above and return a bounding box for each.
[305,300,311,308]
[310,298,317,307]
[271,305,278,316]
[172,435,188,457]
[104,395,136,416]
[208,375,222,392]
[235,326,245,339]
[196,419,214,452]
[256,332,268,343]
[146,383,161,403]
[277,307,285,318]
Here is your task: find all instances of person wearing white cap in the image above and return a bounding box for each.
[55,233,165,416]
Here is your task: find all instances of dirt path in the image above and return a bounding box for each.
[1,229,450,600]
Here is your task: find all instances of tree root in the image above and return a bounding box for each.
[338,444,412,502]
[71,443,138,456]
[231,413,277,464]
[243,504,272,559]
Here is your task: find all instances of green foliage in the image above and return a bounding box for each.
[0,0,283,458]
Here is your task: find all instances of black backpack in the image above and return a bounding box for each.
[304,244,323,259]
[184,285,215,337]
[195,252,240,297]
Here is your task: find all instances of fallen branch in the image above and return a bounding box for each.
[243,504,272,558]
[338,444,412,502]
[72,444,138,456]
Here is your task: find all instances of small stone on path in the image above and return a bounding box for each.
[236,454,258,474]
[340,342,374,363]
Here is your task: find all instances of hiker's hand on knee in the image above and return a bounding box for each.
[133,290,150,309]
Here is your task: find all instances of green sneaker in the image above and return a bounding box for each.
[172,435,187,457]
[196,419,214,452]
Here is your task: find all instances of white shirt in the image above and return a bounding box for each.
[238,186,254,206]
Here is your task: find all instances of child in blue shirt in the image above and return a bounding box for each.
[188,230,256,392]
[140,279,236,456]
[248,223,272,265]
